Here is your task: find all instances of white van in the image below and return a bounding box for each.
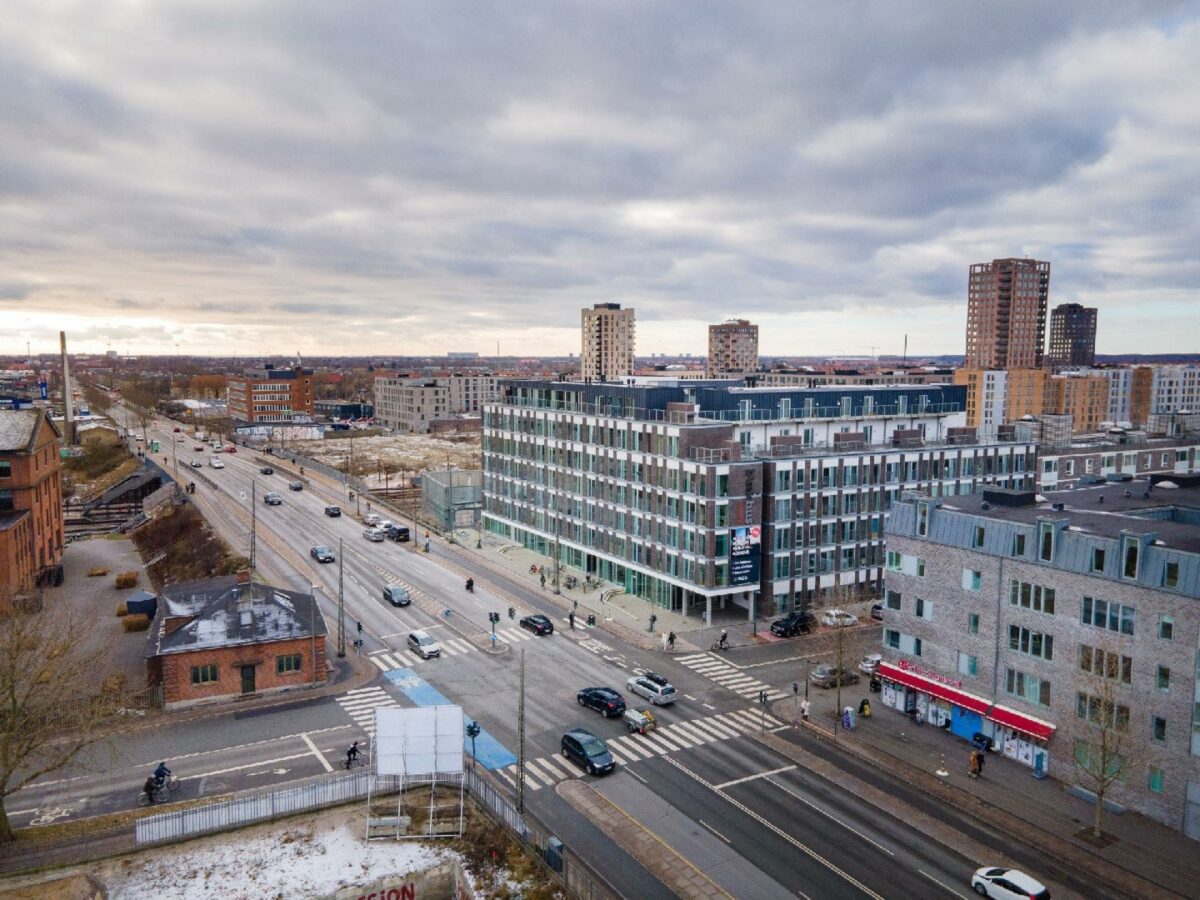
[209,457,225,469]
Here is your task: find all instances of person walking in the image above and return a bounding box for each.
[568,611,575,630]
[976,748,986,779]
[540,572,546,589]
[667,631,676,651]
[800,698,810,722]
[969,749,980,779]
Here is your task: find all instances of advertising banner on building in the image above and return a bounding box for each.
[729,525,761,586]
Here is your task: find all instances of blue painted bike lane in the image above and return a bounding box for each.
[384,668,517,770]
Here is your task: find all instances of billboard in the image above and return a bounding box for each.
[729,525,761,586]
[374,705,464,778]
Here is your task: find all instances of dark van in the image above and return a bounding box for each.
[386,525,411,543]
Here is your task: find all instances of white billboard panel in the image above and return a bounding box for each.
[374,706,464,778]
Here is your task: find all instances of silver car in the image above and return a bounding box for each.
[363,528,386,542]
[626,674,676,705]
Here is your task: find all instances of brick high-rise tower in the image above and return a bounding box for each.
[1047,302,1097,367]
[707,319,759,377]
[581,303,635,381]
[964,258,1050,369]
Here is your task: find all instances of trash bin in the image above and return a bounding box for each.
[544,837,564,874]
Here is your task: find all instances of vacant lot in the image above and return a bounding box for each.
[291,432,480,488]
[62,427,139,501]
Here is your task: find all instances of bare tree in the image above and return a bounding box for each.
[1072,641,1140,840]
[0,605,127,843]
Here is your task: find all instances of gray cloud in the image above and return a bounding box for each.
[0,1,1197,356]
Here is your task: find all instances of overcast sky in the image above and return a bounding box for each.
[2,2,1198,359]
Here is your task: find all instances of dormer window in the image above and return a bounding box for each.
[916,501,929,537]
[1039,522,1055,562]
[239,610,253,627]
[1122,536,1140,580]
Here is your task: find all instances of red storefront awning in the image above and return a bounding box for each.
[878,662,991,715]
[987,704,1055,742]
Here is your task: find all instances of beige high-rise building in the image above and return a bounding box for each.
[581,303,635,381]
[1045,373,1109,433]
[964,258,1050,369]
[707,319,759,377]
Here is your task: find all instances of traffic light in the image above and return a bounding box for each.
[489,612,499,624]
[759,690,768,704]
[356,621,362,634]
[466,721,481,739]
[508,607,516,619]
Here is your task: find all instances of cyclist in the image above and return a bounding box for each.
[153,761,172,786]
[143,775,159,803]
[345,741,360,769]
[718,629,729,650]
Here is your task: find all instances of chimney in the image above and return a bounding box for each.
[60,331,75,445]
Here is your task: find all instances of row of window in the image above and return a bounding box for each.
[190,655,302,685]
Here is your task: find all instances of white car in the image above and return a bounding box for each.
[378,520,395,532]
[209,457,225,469]
[819,609,858,628]
[363,512,381,527]
[971,867,1050,900]
[363,528,386,542]
[625,674,676,706]
[858,653,882,675]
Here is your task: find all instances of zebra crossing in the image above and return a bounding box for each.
[494,706,785,790]
[335,686,400,735]
[368,616,598,672]
[675,652,790,703]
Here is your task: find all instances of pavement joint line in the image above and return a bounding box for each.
[712,764,797,790]
[302,732,334,772]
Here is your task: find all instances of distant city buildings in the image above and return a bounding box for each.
[1048,303,1098,367]
[226,365,314,424]
[964,258,1051,369]
[374,373,499,433]
[707,319,759,377]
[581,303,635,381]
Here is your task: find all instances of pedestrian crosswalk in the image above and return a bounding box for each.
[494,706,785,790]
[335,686,400,735]
[675,653,790,703]
[368,619,598,671]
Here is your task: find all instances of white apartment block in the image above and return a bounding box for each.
[374,374,500,433]
[581,303,635,381]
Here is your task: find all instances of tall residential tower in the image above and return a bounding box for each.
[964,258,1050,370]
[581,303,635,381]
[1048,303,1098,367]
[707,319,759,377]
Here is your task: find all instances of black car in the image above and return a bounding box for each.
[577,687,626,718]
[771,613,814,637]
[310,546,335,563]
[561,728,615,776]
[870,603,884,621]
[260,466,274,475]
[324,505,342,518]
[519,614,554,636]
[288,481,304,491]
[386,524,411,542]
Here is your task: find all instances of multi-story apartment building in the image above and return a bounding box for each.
[0,409,65,608]
[954,369,1046,433]
[880,479,1200,839]
[1045,372,1110,433]
[1037,436,1200,490]
[226,365,314,424]
[1138,366,1200,422]
[482,380,1034,621]
[374,374,500,433]
[758,368,957,388]
[1048,303,1098,367]
[581,303,635,381]
[964,258,1050,370]
[707,319,759,377]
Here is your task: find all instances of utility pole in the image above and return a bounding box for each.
[516,647,526,813]
[249,482,257,573]
[553,519,562,595]
[310,584,318,686]
[337,538,346,658]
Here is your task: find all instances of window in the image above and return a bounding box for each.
[972,525,986,548]
[1159,616,1174,640]
[885,629,900,649]
[957,652,978,677]
[1152,716,1167,742]
[1006,668,1051,707]
[1148,769,1165,794]
[968,613,980,635]
[1039,522,1055,561]
[1081,596,1135,635]
[1078,644,1132,684]
[915,597,933,621]
[191,664,218,685]
[1009,625,1054,660]
[276,653,303,675]
[916,501,929,536]
[1164,561,1179,588]
[1011,533,1026,557]
[1156,666,1170,692]
[0,461,10,478]
[1075,692,1129,731]
[885,589,902,610]
[1010,579,1055,614]
[962,569,982,592]
[1122,536,1140,579]
[1091,548,1106,572]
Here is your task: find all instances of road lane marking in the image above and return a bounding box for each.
[919,870,969,899]
[700,819,731,844]
[714,765,797,790]
[302,733,334,772]
[764,777,894,858]
[662,755,884,900]
[625,766,647,784]
[370,656,390,672]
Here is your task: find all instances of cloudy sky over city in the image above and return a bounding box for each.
[2,1,1198,358]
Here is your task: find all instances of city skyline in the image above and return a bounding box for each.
[3,3,1199,357]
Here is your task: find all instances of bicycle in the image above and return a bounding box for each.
[344,754,367,770]
[137,776,181,806]
[710,639,730,652]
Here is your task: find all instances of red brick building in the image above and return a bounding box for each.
[146,573,327,709]
[0,409,65,609]
[226,365,315,424]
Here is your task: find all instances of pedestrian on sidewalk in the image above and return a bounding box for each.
[661,632,669,651]
[667,631,676,651]
[800,698,810,722]
[976,748,986,778]
[540,572,546,589]
[568,611,575,630]
[969,749,980,779]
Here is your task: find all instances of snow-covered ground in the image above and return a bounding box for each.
[96,808,460,899]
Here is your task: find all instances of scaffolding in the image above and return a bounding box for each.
[423,468,482,532]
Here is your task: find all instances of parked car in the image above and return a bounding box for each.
[288,481,304,491]
[870,603,884,621]
[626,674,676,706]
[363,527,386,542]
[771,612,814,637]
[173,427,181,432]
[190,459,202,468]
[577,687,626,718]
[809,664,859,688]
[386,524,411,542]
[561,728,615,776]
[858,653,882,675]
[324,505,342,518]
[970,867,1050,900]
[519,614,554,636]
[264,492,283,506]
[383,584,411,607]
[209,457,225,469]
[310,546,335,563]
[378,520,395,532]
[224,446,237,453]
[363,512,381,526]
[260,466,274,475]
[819,609,859,628]
[193,445,204,451]
[407,630,441,659]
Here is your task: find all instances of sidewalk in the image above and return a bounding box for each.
[774,684,1197,899]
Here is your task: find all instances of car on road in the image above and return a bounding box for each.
[386,524,411,542]
[560,728,615,776]
[383,584,411,606]
[264,492,283,506]
[858,653,882,675]
[310,546,335,563]
[819,609,859,628]
[577,687,626,718]
[173,427,181,432]
[224,446,237,453]
[363,528,386,542]
[407,630,441,658]
[190,459,202,468]
[363,512,381,526]
[870,603,884,621]
[970,867,1050,900]
[378,520,395,532]
[324,505,341,517]
[209,457,225,469]
[771,612,814,637]
[288,481,304,491]
[809,664,859,688]
[519,614,554,636]
[193,445,203,451]
[626,674,676,705]
[260,466,274,475]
